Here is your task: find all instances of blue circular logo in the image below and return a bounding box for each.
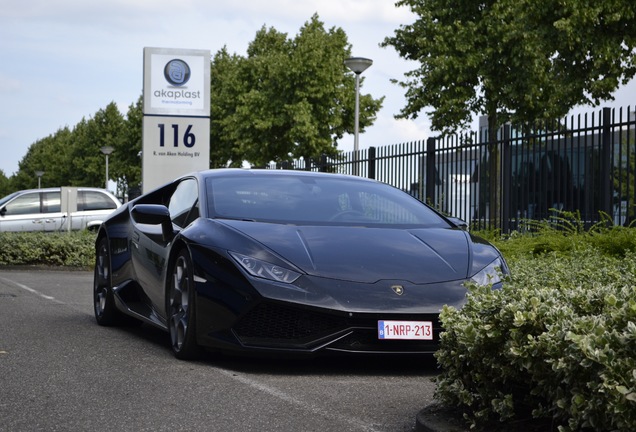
[164,59,191,86]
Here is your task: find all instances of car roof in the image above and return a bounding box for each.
[197,168,377,183]
[0,187,121,207]
[6,186,114,194]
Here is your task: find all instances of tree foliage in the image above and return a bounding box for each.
[68,102,126,187]
[7,102,130,194]
[382,0,636,226]
[110,96,143,196]
[0,169,10,197]
[382,0,636,134]
[3,14,381,195]
[210,14,384,167]
[11,127,74,190]
[209,48,247,168]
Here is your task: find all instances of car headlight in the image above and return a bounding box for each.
[470,257,505,288]
[229,251,301,284]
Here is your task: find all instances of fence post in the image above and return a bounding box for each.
[601,107,613,218]
[425,138,436,205]
[367,146,376,180]
[501,125,511,234]
[319,154,328,172]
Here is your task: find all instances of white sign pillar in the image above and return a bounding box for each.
[142,47,211,193]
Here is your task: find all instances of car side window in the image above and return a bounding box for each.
[3,193,40,215]
[78,190,118,211]
[168,178,199,228]
[42,192,61,213]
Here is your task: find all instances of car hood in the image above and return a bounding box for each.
[218,221,472,284]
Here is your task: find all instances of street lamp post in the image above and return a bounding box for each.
[100,146,114,191]
[344,57,372,175]
[35,171,44,189]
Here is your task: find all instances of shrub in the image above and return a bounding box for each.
[0,231,96,268]
[484,212,636,261]
[435,234,636,431]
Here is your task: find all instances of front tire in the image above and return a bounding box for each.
[167,248,201,360]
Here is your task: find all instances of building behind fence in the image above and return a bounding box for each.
[272,106,636,234]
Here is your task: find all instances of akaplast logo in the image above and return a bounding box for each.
[155,58,201,103]
[163,59,191,86]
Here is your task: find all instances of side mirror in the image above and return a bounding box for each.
[131,204,174,241]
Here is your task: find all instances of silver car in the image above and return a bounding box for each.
[0,187,121,232]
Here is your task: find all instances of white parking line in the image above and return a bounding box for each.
[0,275,63,304]
[216,368,383,432]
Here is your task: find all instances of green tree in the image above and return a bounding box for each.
[110,96,143,198]
[0,169,10,197]
[210,48,248,167]
[68,102,125,188]
[382,0,636,225]
[210,14,383,167]
[11,127,75,190]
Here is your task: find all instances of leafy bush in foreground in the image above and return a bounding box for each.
[0,231,96,268]
[436,224,636,431]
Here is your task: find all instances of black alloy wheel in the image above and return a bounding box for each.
[93,237,124,326]
[167,248,201,360]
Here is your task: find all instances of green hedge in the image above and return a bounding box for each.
[0,231,96,268]
[436,224,636,431]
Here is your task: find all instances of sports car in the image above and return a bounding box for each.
[93,169,507,359]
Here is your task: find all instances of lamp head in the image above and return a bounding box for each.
[344,57,373,75]
[100,146,114,156]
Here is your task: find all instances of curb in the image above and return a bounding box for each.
[415,404,468,432]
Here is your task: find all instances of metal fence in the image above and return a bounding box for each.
[272,106,636,233]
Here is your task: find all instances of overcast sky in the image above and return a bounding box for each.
[1,0,634,178]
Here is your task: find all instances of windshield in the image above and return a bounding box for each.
[206,174,449,227]
[0,192,21,208]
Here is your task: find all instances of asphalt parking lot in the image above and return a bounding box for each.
[0,269,441,432]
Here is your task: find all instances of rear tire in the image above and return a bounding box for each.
[93,237,127,326]
[167,248,201,360]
